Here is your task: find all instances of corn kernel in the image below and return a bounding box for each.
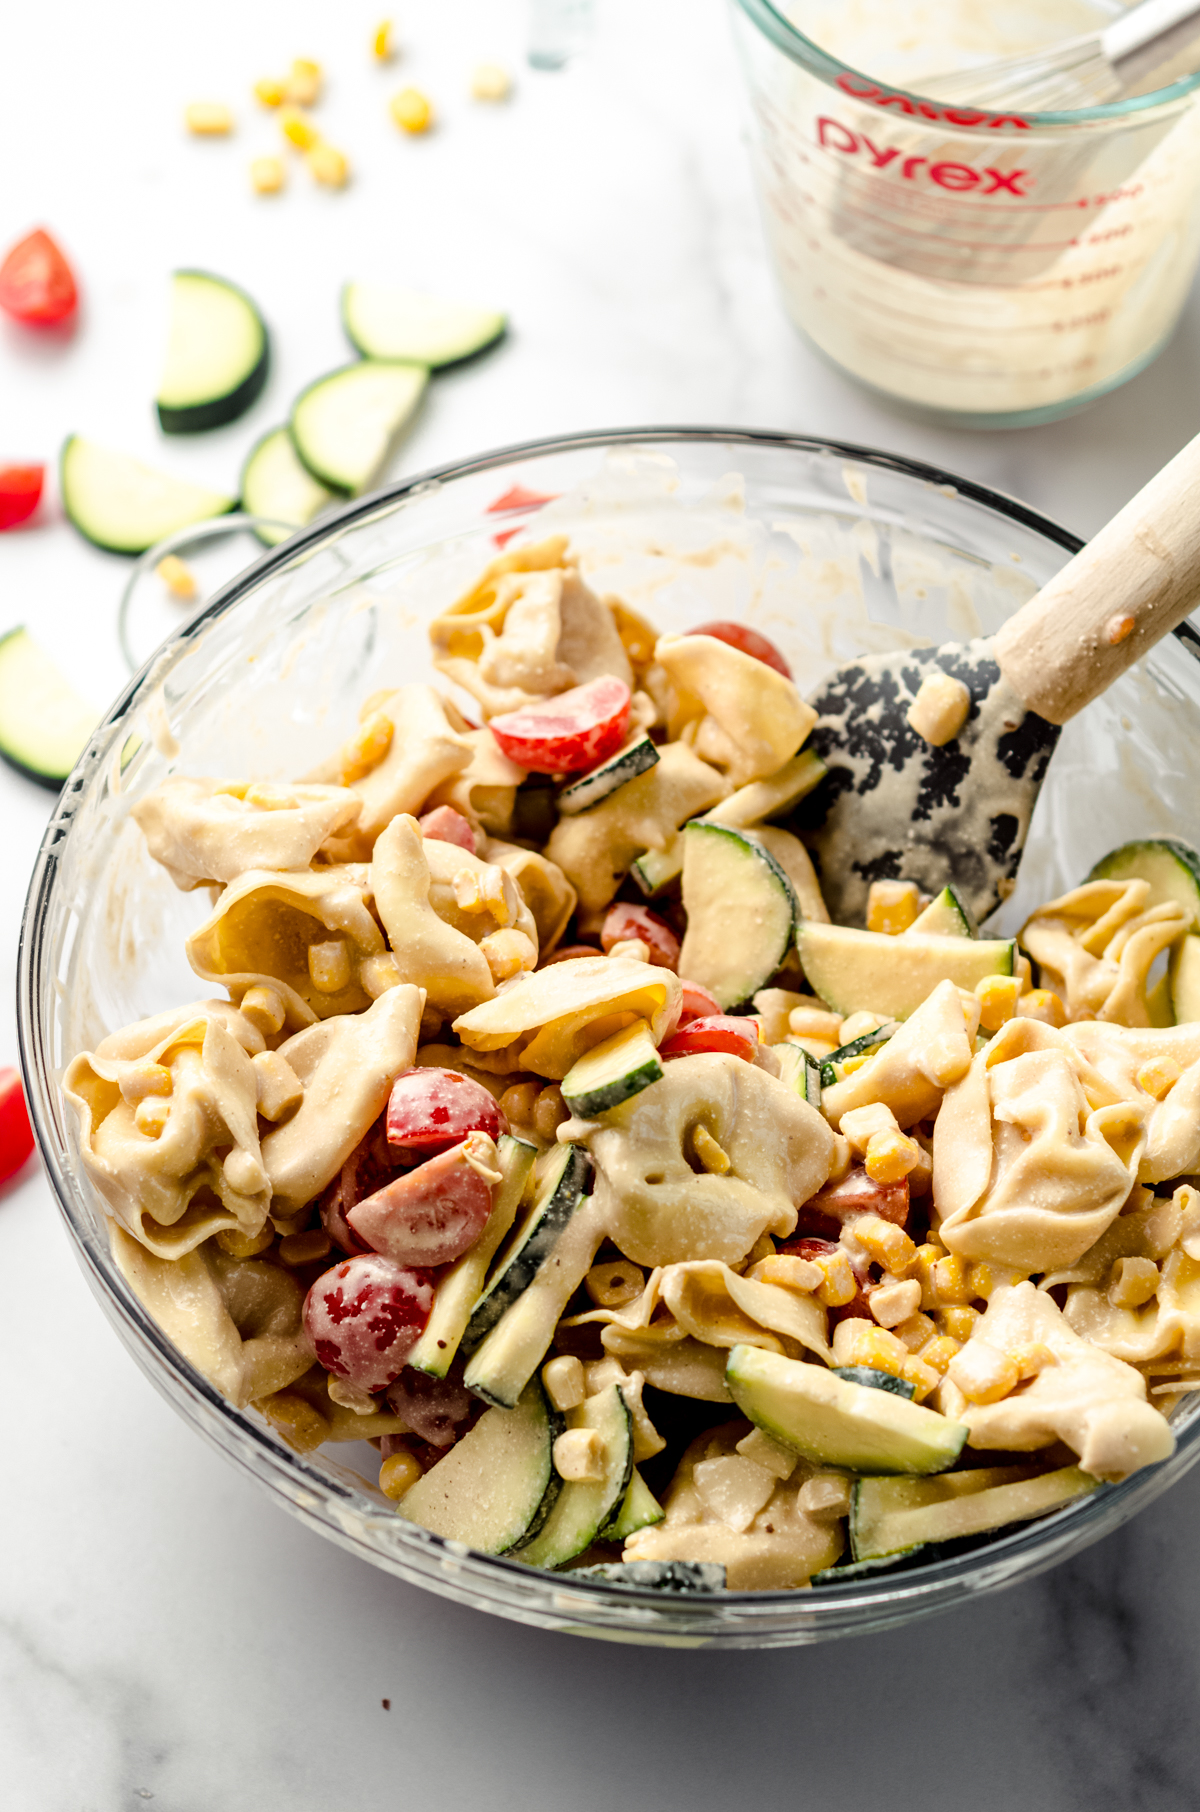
[585,1260,644,1309]
[480,928,537,983]
[339,710,393,782]
[308,938,352,994]
[607,937,652,963]
[542,1355,585,1412]
[224,1148,268,1196]
[831,1318,908,1377]
[914,1242,946,1310]
[1137,1057,1182,1102]
[254,78,285,107]
[120,1061,173,1107]
[891,1310,937,1353]
[826,1133,852,1184]
[866,878,921,935]
[865,1129,923,1185]
[253,1050,304,1123]
[262,1391,327,1453]
[840,1101,898,1157]
[533,1084,567,1141]
[245,782,297,811]
[470,62,512,101]
[747,1253,823,1295]
[1009,1342,1058,1380]
[787,1004,844,1042]
[373,20,395,61]
[902,1353,940,1401]
[839,1012,887,1043]
[284,59,322,107]
[907,1141,933,1195]
[1108,1254,1160,1309]
[932,1252,973,1305]
[917,1333,962,1375]
[361,953,403,1000]
[280,107,320,150]
[906,670,971,747]
[966,1262,998,1301]
[250,154,286,194]
[854,1213,918,1278]
[839,1052,875,1077]
[975,973,1022,1033]
[155,553,197,599]
[134,1096,172,1138]
[307,142,350,188]
[498,1080,540,1129]
[937,1304,981,1343]
[813,1249,858,1308]
[185,102,234,135]
[554,1428,606,1483]
[948,1339,1020,1405]
[1015,988,1067,1028]
[691,1123,732,1176]
[379,1451,423,1499]
[390,86,434,133]
[797,1473,853,1520]
[216,1224,275,1258]
[869,1278,922,1328]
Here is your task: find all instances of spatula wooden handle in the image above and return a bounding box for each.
[995,429,1200,725]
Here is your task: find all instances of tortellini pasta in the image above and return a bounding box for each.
[1020,879,1190,1027]
[823,979,977,1130]
[335,684,474,846]
[133,777,362,891]
[652,633,817,788]
[479,838,577,955]
[370,815,501,1016]
[453,953,680,1079]
[423,728,528,836]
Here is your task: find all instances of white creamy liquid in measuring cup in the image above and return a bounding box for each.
[744,0,1200,418]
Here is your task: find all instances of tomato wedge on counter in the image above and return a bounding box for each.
[0,229,78,326]
[0,466,44,530]
[489,676,631,774]
[0,1068,35,1184]
[687,619,791,679]
[659,1014,759,1063]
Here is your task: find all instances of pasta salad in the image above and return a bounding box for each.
[65,531,1200,1591]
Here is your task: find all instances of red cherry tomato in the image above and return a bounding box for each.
[386,1067,507,1158]
[677,980,722,1024]
[417,804,476,852]
[0,1069,34,1185]
[303,1254,435,1392]
[541,942,602,966]
[783,1236,840,1262]
[385,1369,475,1448]
[807,1165,910,1229]
[318,1116,401,1255]
[348,1138,495,1266]
[600,903,680,969]
[659,1015,759,1063]
[687,619,791,679]
[489,676,631,775]
[486,484,559,514]
[0,229,78,326]
[0,466,44,531]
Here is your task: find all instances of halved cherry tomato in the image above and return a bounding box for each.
[318,1115,400,1255]
[600,903,680,969]
[0,1069,35,1184]
[677,980,722,1024]
[0,465,44,531]
[303,1254,435,1392]
[659,1014,759,1062]
[541,942,602,966]
[386,1068,507,1158]
[806,1165,910,1228]
[348,1138,495,1266]
[687,619,791,679]
[489,676,631,775]
[0,229,78,326]
[486,484,559,514]
[417,804,476,852]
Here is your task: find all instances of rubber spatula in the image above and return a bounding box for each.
[803,432,1200,926]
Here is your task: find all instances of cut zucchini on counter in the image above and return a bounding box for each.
[775,1042,822,1108]
[60,437,236,554]
[0,629,98,789]
[1088,838,1200,929]
[905,884,976,939]
[515,1384,634,1569]
[240,426,337,546]
[156,270,269,433]
[850,1465,1097,1562]
[290,359,429,494]
[1172,935,1200,1023]
[796,921,1014,1020]
[557,733,659,816]
[397,1379,562,1554]
[461,1144,593,1356]
[726,1344,967,1476]
[677,822,797,1008]
[561,1020,663,1118]
[341,282,506,367]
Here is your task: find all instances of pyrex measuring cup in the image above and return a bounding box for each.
[731,0,1200,424]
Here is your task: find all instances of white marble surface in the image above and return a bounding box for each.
[5,2,1200,1806]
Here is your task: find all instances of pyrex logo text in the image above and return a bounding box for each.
[817,118,1031,197]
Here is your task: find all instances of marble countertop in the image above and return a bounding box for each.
[5,3,1200,1806]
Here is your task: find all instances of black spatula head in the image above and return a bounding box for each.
[800,639,1060,929]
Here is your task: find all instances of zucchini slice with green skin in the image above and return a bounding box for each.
[290,359,429,494]
[1088,838,1200,929]
[630,749,828,897]
[819,1024,894,1089]
[460,1144,592,1356]
[240,426,337,547]
[678,822,797,1009]
[464,1202,604,1409]
[60,436,236,554]
[0,629,98,789]
[407,1135,537,1378]
[557,733,659,816]
[156,270,269,434]
[561,1020,663,1118]
[631,843,683,897]
[726,1344,967,1476]
[571,1560,726,1592]
[850,1465,1097,1562]
[775,1041,822,1108]
[833,1366,915,1400]
[341,282,506,367]
[600,1466,664,1541]
[515,1385,634,1569]
[797,922,1014,1020]
[811,1547,931,1585]
[397,1379,562,1554]
[1172,934,1200,1023]
[905,884,976,939]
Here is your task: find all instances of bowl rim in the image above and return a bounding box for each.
[21,423,1200,1631]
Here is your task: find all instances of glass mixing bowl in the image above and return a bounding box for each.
[19,428,1200,1648]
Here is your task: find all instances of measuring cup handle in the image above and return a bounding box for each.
[995,429,1200,725]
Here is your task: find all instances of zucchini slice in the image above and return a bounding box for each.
[464,1202,604,1409]
[1172,934,1200,1024]
[850,1465,1097,1562]
[561,1020,663,1118]
[0,629,98,789]
[557,734,659,816]
[341,282,506,367]
[811,1548,931,1585]
[1088,838,1200,929]
[677,822,797,1009]
[571,1560,726,1592]
[515,1384,634,1569]
[774,1041,822,1108]
[156,270,269,434]
[833,1366,915,1400]
[600,1466,665,1541]
[240,426,337,547]
[290,359,429,494]
[398,1379,562,1554]
[408,1135,537,1378]
[819,1023,894,1089]
[631,843,683,897]
[726,1344,967,1476]
[905,884,976,939]
[461,1144,592,1355]
[60,436,235,554]
[797,922,1014,1020]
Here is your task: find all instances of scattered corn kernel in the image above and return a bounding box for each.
[279,1229,332,1266]
[307,142,350,188]
[480,928,537,983]
[907,1141,933,1195]
[373,19,395,61]
[797,1473,854,1520]
[937,1304,981,1343]
[865,1128,923,1185]
[948,1338,1020,1405]
[735,1426,797,1479]
[787,1004,843,1042]
[533,1083,568,1141]
[216,1224,275,1259]
[554,1427,606,1483]
[813,1248,858,1308]
[262,1391,327,1453]
[134,1096,172,1138]
[542,1355,586,1412]
[906,670,971,747]
[900,1353,940,1401]
[155,553,197,599]
[747,1253,823,1295]
[1108,1254,1161,1309]
[854,1213,918,1278]
[340,710,393,783]
[965,1262,999,1301]
[280,106,320,150]
[891,1309,937,1353]
[361,952,403,999]
[470,62,512,101]
[185,102,234,135]
[254,78,285,107]
[691,1123,732,1175]
[1137,1056,1182,1101]
[379,1451,423,1499]
[1015,988,1067,1028]
[839,1052,875,1077]
[120,1061,173,1106]
[932,1251,973,1305]
[932,1374,969,1421]
[975,973,1023,1033]
[250,154,286,194]
[831,1318,909,1377]
[826,1133,852,1184]
[307,938,352,994]
[869,1277,922,1328]
[840,1101,898,1157]
[866,878,921,935]
[253,1050,304,1123]
[1009,1341,1058,1380]
[224,1148,268,1196]
[917,1333,962,1375]
[585,1260,644,1309]
[390,86,434,133]
[285,59,322,107]
[913,1242,946,1310]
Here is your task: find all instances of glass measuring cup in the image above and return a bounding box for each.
[731,0,1200,424]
